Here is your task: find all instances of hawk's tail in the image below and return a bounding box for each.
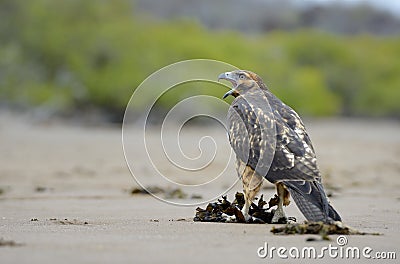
[284,181,342,223]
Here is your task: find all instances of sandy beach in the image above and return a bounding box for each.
[0,112,399,263]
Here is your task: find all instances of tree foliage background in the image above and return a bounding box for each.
[1,0,400,121]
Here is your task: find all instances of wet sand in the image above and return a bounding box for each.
[0,112,399,263]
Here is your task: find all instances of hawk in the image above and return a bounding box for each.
[219,70,341,223]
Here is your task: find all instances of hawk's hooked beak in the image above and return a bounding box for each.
[218,72,238,99]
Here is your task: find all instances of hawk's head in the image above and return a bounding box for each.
[218,70,267,99]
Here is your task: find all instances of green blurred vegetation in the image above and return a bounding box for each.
[1,0,399,120]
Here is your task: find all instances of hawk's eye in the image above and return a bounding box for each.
[239,74,245,80]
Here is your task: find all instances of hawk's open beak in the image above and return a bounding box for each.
[218,72,238,99]
[222,90,234,99]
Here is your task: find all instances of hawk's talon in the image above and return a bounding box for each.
[271,207,287,223]
[241,210,252,222]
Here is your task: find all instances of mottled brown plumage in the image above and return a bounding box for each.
[219,70,341,223]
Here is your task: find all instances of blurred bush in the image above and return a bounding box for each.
[1,0,399,120]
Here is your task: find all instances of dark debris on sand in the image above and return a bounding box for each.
[130,186,204,199]
[193,192,379,239]
[48,218,89,225]
[271,221,381,240]
[130,186,188,199]
[0,238,24,247]
[193,192,288,224]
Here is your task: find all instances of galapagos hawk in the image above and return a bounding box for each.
[218,70,341,223]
